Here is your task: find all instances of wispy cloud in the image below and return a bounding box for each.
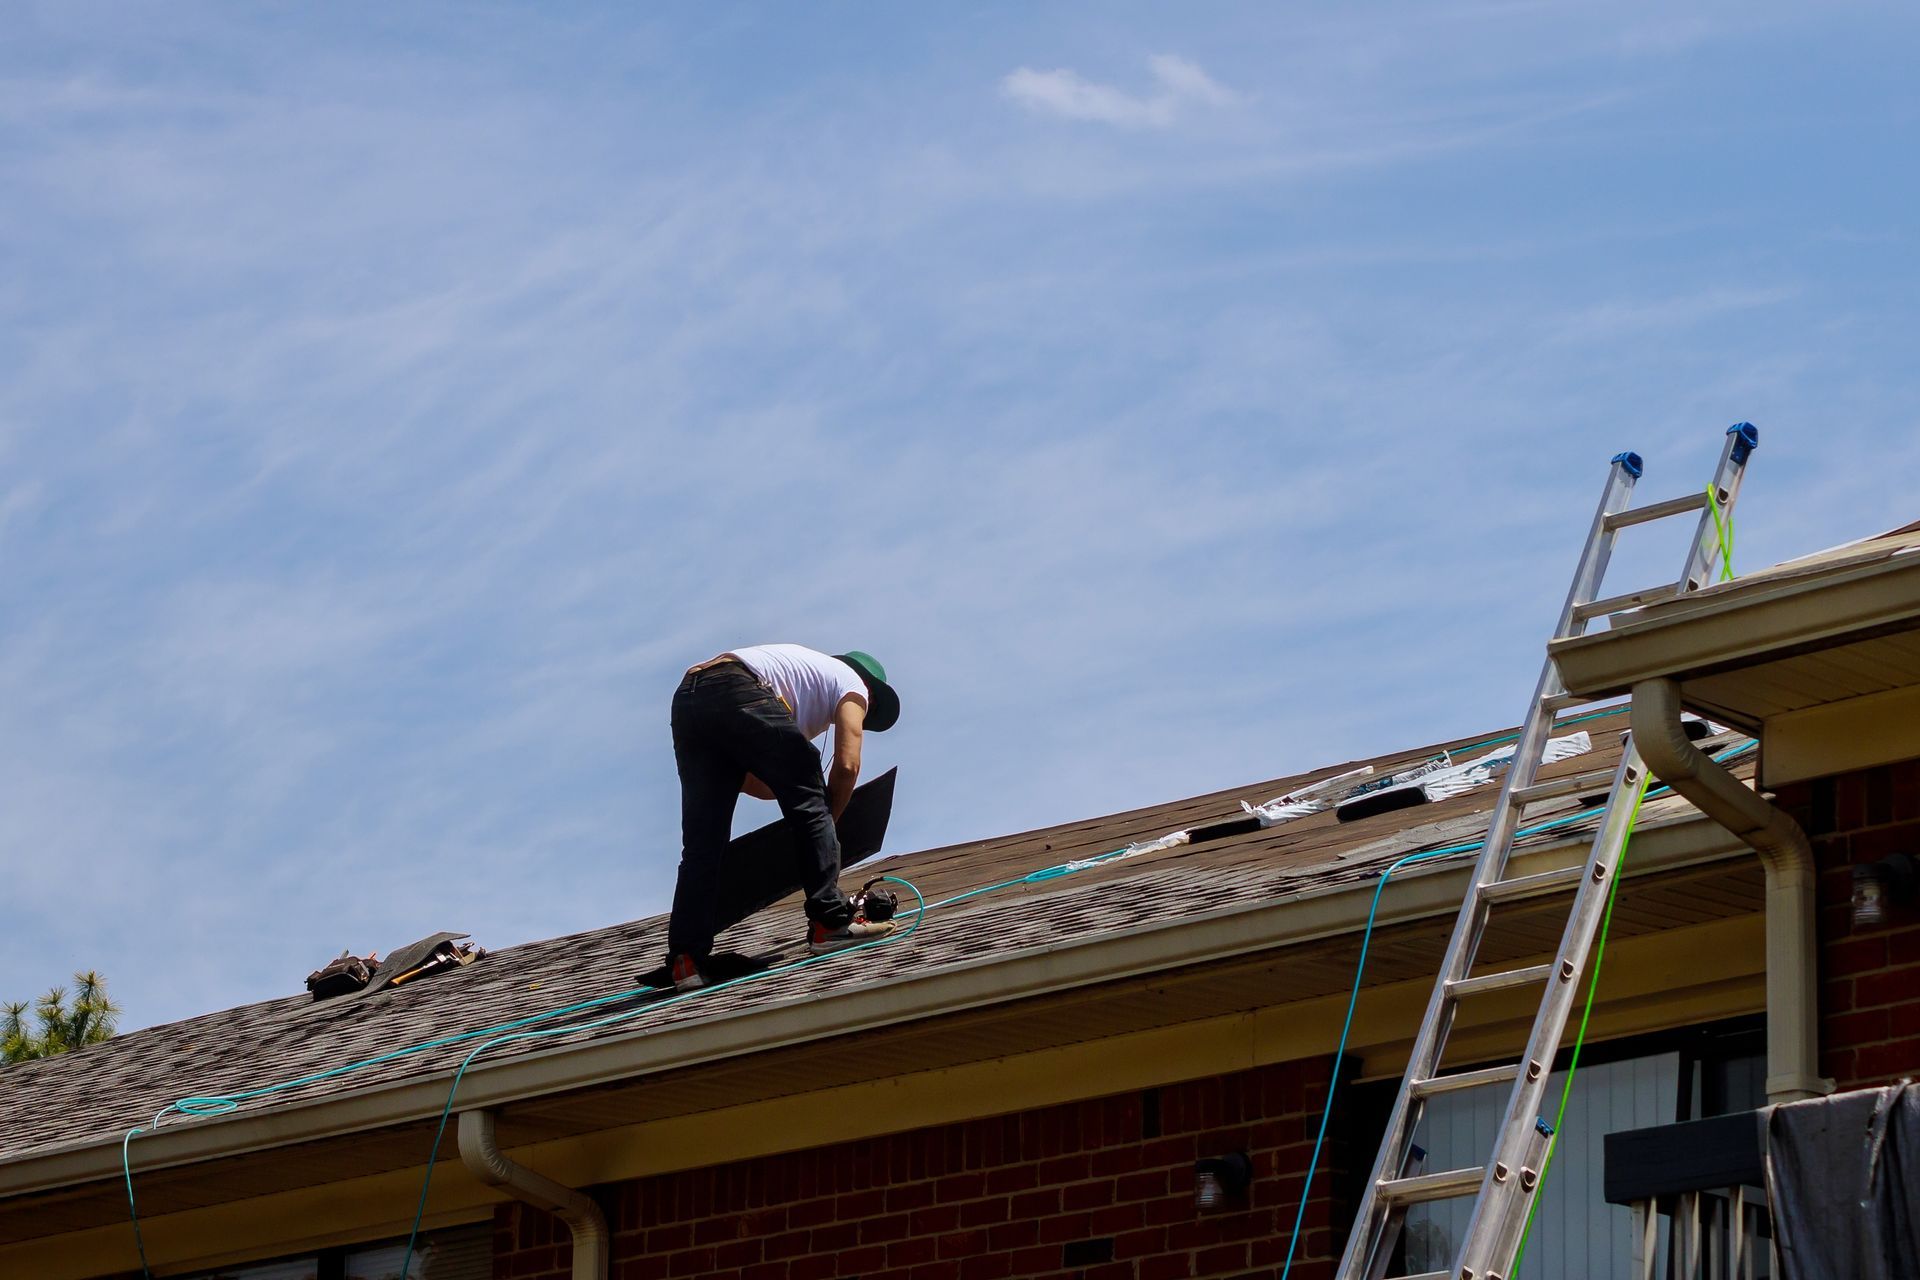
[1001,54,1242,129]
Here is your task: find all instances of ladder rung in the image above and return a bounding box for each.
[1507,768,1619,808]
[1448,963,1552,998]
[1538,690,1591,712]
[1410,1063,1521,1098]
[1480,864,1585,903]
[1603,491,1710,530]
[1573,582,1681,622]
[1377,1165,1487,1206]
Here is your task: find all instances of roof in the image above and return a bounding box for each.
[0,703,1751,1187]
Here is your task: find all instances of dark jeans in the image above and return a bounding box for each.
[667,664,852,960]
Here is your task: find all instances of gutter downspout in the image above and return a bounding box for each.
[1630,678,1831,1102]
[458,1109,610,1280]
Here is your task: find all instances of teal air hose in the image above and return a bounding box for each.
[119,735,1753,1279]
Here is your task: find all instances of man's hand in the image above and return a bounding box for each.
[826,696,866,822]
[741,774,775,801]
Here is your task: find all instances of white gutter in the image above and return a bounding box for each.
[1630,678,1830,1102]
[458,1109,609,1280]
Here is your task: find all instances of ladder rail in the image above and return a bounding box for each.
[1335,452,1644,1280]
[1334,426,1762,1280]
[1454,425,1762,1280]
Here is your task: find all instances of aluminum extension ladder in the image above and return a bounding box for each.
[1336,424,1761,1280]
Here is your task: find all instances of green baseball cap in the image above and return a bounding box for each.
[835,651,900,732]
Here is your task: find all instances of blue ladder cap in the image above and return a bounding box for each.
[1535,1117,1556,1137]
[1611,451,1644,479]
[1727,422,1758,464]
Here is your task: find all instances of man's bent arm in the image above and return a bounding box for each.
[827,699,865,822]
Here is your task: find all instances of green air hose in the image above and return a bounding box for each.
[1278,739,1755,1280]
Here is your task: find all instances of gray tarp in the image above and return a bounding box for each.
[1765,1081,1920,1280]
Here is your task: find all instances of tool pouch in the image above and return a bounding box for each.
[305,952,375,1001]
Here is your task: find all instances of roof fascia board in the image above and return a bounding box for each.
[0,816,1744,1200]
[1548,553,1920,700]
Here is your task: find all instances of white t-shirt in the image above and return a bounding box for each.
[729,644,867,741]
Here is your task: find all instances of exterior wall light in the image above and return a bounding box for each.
[1193,1152,1253,1210]
[1851,853,1917,929]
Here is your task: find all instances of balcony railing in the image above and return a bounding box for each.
[1604,1110,1773,1280]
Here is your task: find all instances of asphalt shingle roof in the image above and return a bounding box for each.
[1,706,1735,1169]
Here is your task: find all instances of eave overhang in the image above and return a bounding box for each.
[1549,546,1920,787]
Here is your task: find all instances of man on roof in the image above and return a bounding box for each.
[665,644,902,990]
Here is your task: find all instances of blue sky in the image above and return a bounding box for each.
[3,3,1916,1031]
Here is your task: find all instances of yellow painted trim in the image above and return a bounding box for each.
[1,914,1764,1279]
[1762,682,1920,787]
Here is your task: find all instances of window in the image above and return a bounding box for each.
[1395,1018,1766,1279]
[182,1223,490,1280]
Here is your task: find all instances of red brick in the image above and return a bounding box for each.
[645,1224,692,1253]
[1116,1169,1169,1202]
[1062,1179,1116,1211]
[1115,1225,1170,1258]
[789,1255,837,1280]
[1009,1188,1060,1219]
[1889,929,1920,967]
[1825,1007,1889,1047]
[1891,1000,1920,1039]
[1856,968,1916,1008]
[667,1247,714,1277]
[787,1196,836,1229]
[838,1244,890,1273]
[958,1197,1009,1227]
[810,1222,858,1253]
[1891,761,1920,821]
[1194,1241,1251,1274]
[1006,1246,1062,1276]
[716,1238,763,1267]
[1852,1039,1920,1085]
[863,1213,913,1244]
[1036,1154,1090,1184]
[984,1164,1039,1194]
[1825,935,1888,977]
[765,1230,810,1261]
[959,1254,1015,1280]
[987,1217,1039,1251]
[887,1236,940,1267]
[1139,1254,1195,1280]
[837,1189,887,1219]
[936,1173,986,1203]
[911,1205,961,1234]
[936,1229,990,1259]
[887,1182,937,1212]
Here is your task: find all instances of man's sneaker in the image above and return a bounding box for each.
[807,917,897,955]
[669,953,707,991]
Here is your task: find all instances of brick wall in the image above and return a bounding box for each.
[494,1056,1356,1280]
[1774,757,1920,1090]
